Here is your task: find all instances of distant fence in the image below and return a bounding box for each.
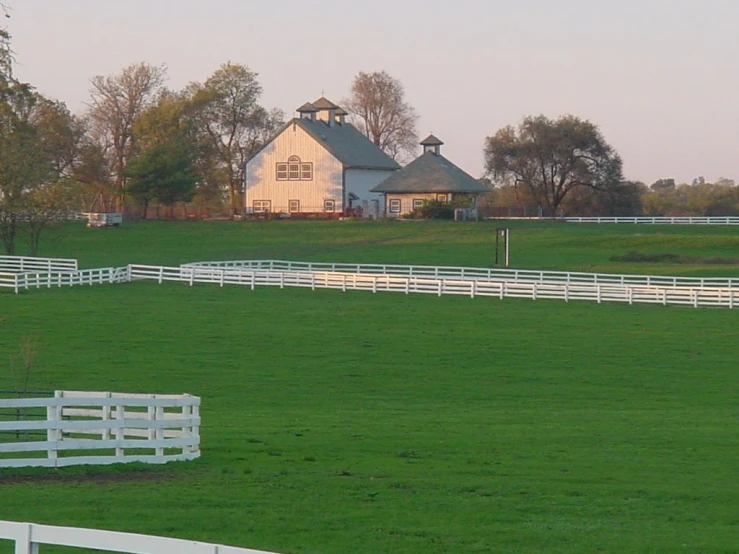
[131,264,739,309]
[0,391,200,468]
[0,255,78,273]
[0,520,279,554]
[182,259,739,289]
[3,255,739,309]
[560,216,739,225]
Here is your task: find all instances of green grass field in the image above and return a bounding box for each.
[1,221,738,554]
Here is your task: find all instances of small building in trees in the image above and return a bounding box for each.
[370,135,489,217]
[244,97,400,218]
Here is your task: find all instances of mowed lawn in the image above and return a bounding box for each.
[35,218,739,276]
[1,221,738,554]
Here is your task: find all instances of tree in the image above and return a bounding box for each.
[86,62,166,211]
[124,137,197,219]
[30,96,85,177]
[484,115,624,212]
[187,63,282,214]
[344,71,418,162]
[25,179,80,255]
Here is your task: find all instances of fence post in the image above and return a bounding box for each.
[115,403,125,459]
[47,392,62,467]
[155,405,165,458]
[14,522,38,554]
[158,267,164,284]
[102,392,112,443]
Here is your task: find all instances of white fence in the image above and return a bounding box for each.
[0,266,129,293]
[130,264,739,309]
[561,216,739,225]
[0,255,78,273]
[0,391,200,468]
[182,259,739,289]
[3,255,738,309]
[0,521,279,554]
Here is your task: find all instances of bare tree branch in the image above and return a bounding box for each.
[343,71,418,162]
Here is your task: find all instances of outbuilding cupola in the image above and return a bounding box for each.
[420,134,444,155]
[296,102,318,123]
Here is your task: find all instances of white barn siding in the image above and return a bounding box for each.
[245,124,343,214]
[384,193,441,218]
[345,169,396,218]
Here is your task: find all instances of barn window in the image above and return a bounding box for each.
[276,163,288,180]
[324,200,335,213]
[301,163,313,181]
[389,199,401,213]
[289,200,300,213]
[253,200,271,213]
[288,155,301,180]
[412,199,425,210]
[436,194,448,203]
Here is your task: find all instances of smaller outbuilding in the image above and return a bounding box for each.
[371,135,489,217]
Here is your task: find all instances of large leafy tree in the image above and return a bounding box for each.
[344,70,418,162]
[484,115,623,212]
[124,137,197,219]
[0,26,84,254]
[86,62,166,211]
[188,63,283,214]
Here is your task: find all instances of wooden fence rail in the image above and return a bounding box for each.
[0,266,129,293]
[130,264,739,309]
[0,255,78,273]
[182,259,739,289]
[0,520,279,554]
[0,391,200,468]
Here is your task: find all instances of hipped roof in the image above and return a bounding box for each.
[371,151,489,193]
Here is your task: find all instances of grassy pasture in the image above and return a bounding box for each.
[1,221,738,554]
[37,219,739,276]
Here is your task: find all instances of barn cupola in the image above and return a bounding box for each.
[335,107,348,126]
[313,96,339,127]
[421,134,444,155]
[296,102,318,123]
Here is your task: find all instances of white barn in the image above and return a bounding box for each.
[244,98,400,218]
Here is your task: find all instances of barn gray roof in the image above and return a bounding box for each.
[295,118,400,170]
[246,117,400,171]
[296,102,318,113]
[420,134,444,146]
[371,151,489,193]
[312,97,339,110]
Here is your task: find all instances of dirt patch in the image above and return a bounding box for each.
[610,251,739,265]
[0,466,185,486]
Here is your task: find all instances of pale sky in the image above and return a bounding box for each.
[7,0,739,184]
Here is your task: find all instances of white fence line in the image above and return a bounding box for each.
[0,266,129,293]
[561,216,739,225]
[0,255,78,273]
[130,264,739,309]
[0,391,200,468]
[2,256,737,309]
[182,259,739,289]
[0,520,279,554]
